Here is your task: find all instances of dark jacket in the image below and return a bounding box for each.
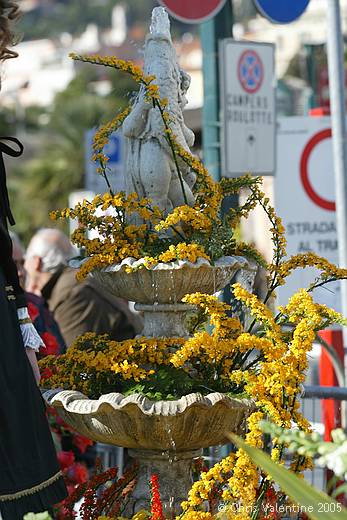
[42,267,142,347]
[0,137,26,309]
[0,139,67,518]
[0,220,26,308]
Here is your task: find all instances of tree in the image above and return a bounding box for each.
[10,64,137,241]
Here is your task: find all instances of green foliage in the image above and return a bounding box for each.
[24,513,52,520]
[124,366,248,401]
[124,366,197,400]
[237,243,268,269]
[261,422,347,500]
[142,237,179,259]
[229,433,347,520]
[220,176,262,196]
[0,107,16,135]
[261,421,325,458]
[191,221,237,261]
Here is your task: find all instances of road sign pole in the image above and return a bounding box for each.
[200,0,233,181]
[200,2,236,434]
[326,0,347,330]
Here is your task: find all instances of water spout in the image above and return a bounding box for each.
[150,6,171,40]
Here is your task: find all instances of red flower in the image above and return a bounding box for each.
[66,484,77,496]
[41,367,53,380]
[72,434,93,454]
[58,450,75,470]
[41,331,60,356]
[150,474,164,520]
[68,462,89,484]
[27,301,40,322]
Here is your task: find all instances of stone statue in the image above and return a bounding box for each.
[122,7,196,215]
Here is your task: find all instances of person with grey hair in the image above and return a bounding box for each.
[9,229,66,355]
[25,228,141,347]
[25,228,77,294]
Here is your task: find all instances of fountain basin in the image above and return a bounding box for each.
[43,389,253,513]
[43,389,253,450]
[89,255,250,304]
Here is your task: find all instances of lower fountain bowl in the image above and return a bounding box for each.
[43,390,254,450]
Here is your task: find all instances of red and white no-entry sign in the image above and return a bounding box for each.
[275,116,340,312]
[158,0,227,23]
[300,128,335,212]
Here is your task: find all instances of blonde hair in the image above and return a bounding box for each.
[0,1,19,61]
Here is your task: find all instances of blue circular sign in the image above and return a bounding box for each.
[253,0,310,24]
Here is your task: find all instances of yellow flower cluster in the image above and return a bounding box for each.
[144,82,160,100]
[169,132,223,220]
[180,512,213,520]
[156,243,210,264]
[130,242,210,271]
[232,283,285,353]
[51,188,218,278]
[51,191,166,279]
[184,416,263,515]
[69,52,144,82]
[42,268,347,517]
[280,288,346,328]
[183,282,347,513]
[57,53,275,278]
[54,51,347,518]
[277,252,347,287]
[92,106,131,175]
[171,293,243,371]
[40,333,185,396]
[155,205,215,235]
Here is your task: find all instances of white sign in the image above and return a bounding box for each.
[220,39,275,177]
[275,116,340,312]
[68,190,95,237]
[84,128,125,194]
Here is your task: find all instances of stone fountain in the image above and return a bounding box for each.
[44,7,255,515]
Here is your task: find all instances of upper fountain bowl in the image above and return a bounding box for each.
[89,255,252,304]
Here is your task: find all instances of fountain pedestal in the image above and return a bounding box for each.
[135,303,194,338]
[126,448,202,515]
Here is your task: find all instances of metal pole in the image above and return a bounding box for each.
[200,2,234,459]
[201,0,233,182]
[326,1,347,329]
[326,1,347,432]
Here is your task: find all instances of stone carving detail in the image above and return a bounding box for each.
[122,7,196,214]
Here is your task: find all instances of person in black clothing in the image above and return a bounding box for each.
[0,3,67,518]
